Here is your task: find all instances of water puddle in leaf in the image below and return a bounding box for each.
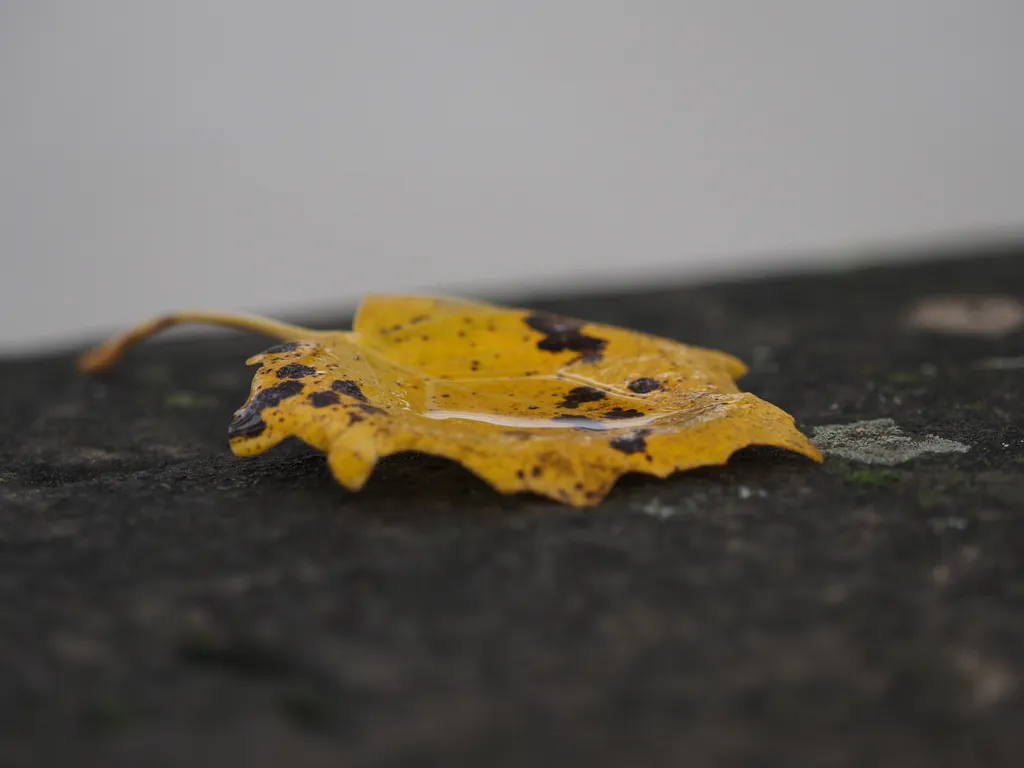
[421,409,664,431]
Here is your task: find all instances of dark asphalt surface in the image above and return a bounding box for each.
[1,246,1022,767]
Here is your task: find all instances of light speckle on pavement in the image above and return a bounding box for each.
[811,418,970,465]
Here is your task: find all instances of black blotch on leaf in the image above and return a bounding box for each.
[331,380,368,403]
[261,341,300,354]
[277,363,317,379]
[228,380,304,438]
[308,391,340,408]
[357,404,387,416]
[603,407,644,420]
[628,378,662,394]
[558,386,607,409]
[609,429,653,455]
[524,312,608,362]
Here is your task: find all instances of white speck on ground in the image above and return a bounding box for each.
[737,486,767,500]
[640,498,677,519]
[811,418,970,465]
[928,516,968,533]
[907,296,1024,336]
[974,356,1024,370]
[955,649,1018,709]
[750,345,779,373]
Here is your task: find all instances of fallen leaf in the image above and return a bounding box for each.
[79,295,822,506]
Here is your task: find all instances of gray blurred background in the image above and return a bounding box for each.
[2,0,1022,352]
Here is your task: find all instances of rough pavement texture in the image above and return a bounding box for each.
[1,246,1022,767]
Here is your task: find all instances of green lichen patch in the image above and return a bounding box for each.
[80,696,140,733]
[843,468,901,488]
[164,391,221,409]
[278,685,332,730]
[886,371,924,385]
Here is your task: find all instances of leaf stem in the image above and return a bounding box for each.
[78,311,320,373]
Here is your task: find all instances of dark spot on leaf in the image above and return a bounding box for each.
[524,312,608,362]
[470,360,480,371]
[409,314,430,324]
[331,380,368,402]
[228,380,304,438]
[308,391,340,408]
[230,422,264,439]
[348,411,365,425]
[609,429,653,455]
[603,407,644,420]
[261,341,300,354]
[558,386,607,409]
[516,469,525,480]
[531,466,542,477]
[357,404,387,416]
[628,377,662,394]
[277,363,317,379]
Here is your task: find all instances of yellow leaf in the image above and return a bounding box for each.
[79,295,822,506]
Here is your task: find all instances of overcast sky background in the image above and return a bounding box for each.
[2,1,1022,352]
